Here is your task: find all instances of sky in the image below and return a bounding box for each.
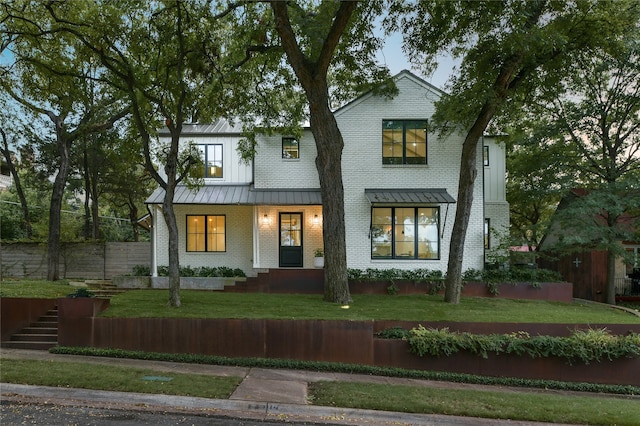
[378,31,459,91]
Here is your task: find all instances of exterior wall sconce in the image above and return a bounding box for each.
[262,214,270,226]
[313,214,320,225]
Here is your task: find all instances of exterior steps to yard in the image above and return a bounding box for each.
[80,280,129,298]
[1,307,58,350]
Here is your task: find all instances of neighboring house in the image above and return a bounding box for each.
[538,189,640,302]
[146,70,509,280]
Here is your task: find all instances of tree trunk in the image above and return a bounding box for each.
[83,145,92,239]
[163,132,182,308]
[443,123,483,303]
[47,134,71,281]
[0,129,32,238]
[309,90,352,304]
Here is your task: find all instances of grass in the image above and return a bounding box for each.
[0,280,77,298]
[98,290,640,323]
[2,357,638,425]
[309,381,640,425]
[2,280,638,323]
[0,358,242,399]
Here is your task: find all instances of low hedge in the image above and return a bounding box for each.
[376,326,640,365]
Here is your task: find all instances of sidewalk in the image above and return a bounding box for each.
[1,348,575,425]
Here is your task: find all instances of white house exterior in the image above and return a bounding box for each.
[146,71,509,277]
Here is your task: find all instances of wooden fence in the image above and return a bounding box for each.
[0,242,150,280]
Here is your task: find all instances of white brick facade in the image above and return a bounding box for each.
[148,71,508,276]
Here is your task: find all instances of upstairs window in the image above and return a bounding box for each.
[196,144,223,178]
[483,146,489,166]
[282,137,299,159]
[382,120,427,165]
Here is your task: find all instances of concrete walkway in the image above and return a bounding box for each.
[1,348,585,425]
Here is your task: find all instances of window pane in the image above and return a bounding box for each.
[282,137,299,159]
[405,121,427,164]
[280,213,302,246]
[394,208,415,257]
[187,216,205,252]
[207,145,223,178]
[382,121,403,164]
[418,208,439,259]
[207,215,225,252]
[371,208,392,257]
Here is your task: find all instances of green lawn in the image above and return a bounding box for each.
[2,357,638,425]
[309,381,640,425]
[0,359,241,399]
[2,280,638,323]
[99,289,640,323]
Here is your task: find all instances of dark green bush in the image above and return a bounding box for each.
[66,288,95,298]
[133,265,246,278]
[406,326,640,365]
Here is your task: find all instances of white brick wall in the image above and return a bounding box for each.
[152,72,507,275]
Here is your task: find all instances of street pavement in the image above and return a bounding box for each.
[1,348,582,425]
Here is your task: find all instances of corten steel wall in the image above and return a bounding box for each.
[1,298,57,341]
[56,298,640,385]
[1,242,149,280]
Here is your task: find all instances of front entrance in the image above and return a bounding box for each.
[279,212,303,267]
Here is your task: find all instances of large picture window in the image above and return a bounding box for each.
[371,207,439,259]
[187,215,226,252]
[196,144,223,178]
[382,120,427,165]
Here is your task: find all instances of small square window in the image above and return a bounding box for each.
[282,137,299,159]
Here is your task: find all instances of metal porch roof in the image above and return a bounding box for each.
[365,188,456,204]
[146,185,322,205]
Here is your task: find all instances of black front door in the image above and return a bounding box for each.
[279,212,303,267]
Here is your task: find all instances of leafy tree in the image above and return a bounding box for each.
[523,45,640,304]
[388,0,640,303]
[1,3,129,280]
[268,1,393,304]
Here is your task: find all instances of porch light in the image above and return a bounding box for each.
[262,214,270,225]
[313,214,320,225]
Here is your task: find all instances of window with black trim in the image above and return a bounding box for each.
[196,144,223,178]
[282,137,299,159]
[483,146,489,166]
[371,207,439,259]
[484,218,490,249]
[382,120,427,164]
[186,215,226,252]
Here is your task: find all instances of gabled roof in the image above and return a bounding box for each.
[334,70,444,118]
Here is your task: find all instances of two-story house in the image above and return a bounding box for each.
[146,70,509,279]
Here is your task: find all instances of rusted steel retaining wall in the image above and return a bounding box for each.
[1,298,57,341]
[54,298,640,386]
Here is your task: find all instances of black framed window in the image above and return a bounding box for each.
[382,120,427,164]
[371,207,439,259]
[483,146,489,166]
[186,215,226,252]
[484,218,490,250]
[282,137,299,159]
[196,144,223,178]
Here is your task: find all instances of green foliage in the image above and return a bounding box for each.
[150,265,246,278]
[66,288,95,298]
[50,346,640,395]
[406,326,640,365]
[347,268,444,282]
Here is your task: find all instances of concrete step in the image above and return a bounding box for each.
[29,321,57,328]
[0,341,58,350]
[20,327,57,335]
[9,334,58,342]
